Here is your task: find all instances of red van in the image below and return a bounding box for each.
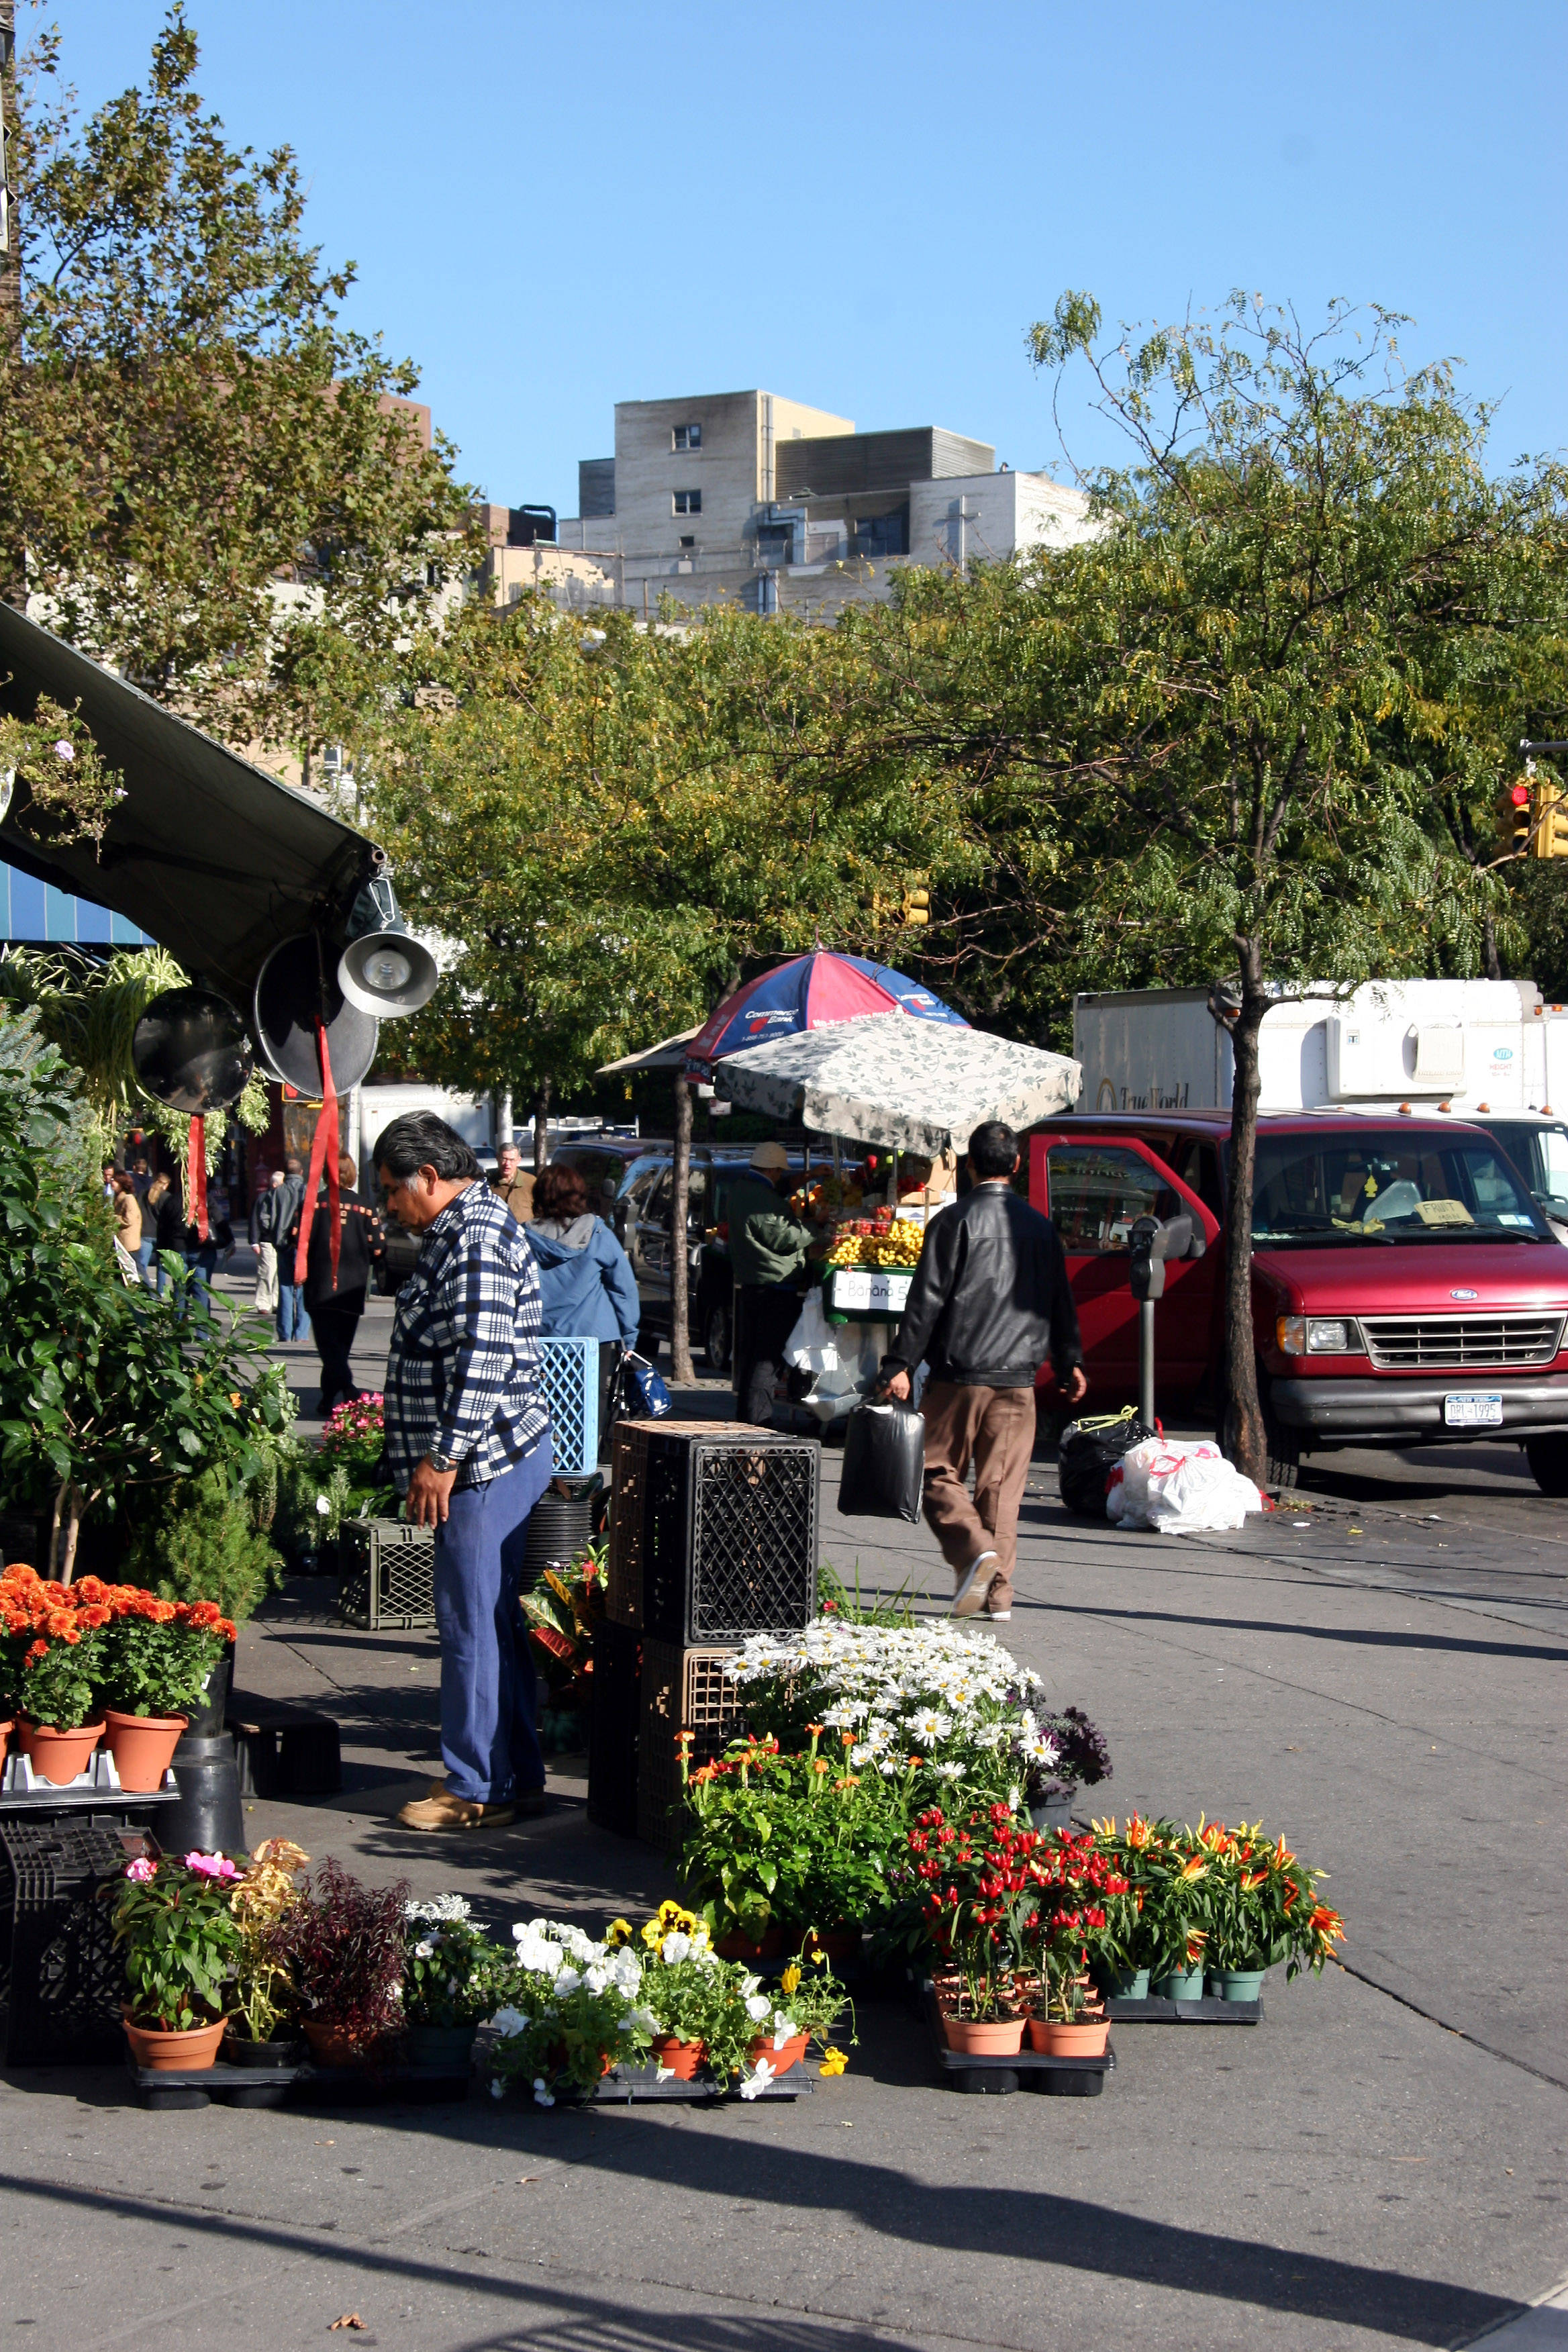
[1029,1111,1568,1493]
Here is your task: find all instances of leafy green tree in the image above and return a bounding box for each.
[899,293,1567,1479]
[1,6,472,749]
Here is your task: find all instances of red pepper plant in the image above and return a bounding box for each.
[906,1801,1047,2022]
[1026,1832,1133,2022]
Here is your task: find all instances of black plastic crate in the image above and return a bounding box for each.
[338,1518,436,1630]
[0,1820,144,2066]
[227,1694,342,1800]
[587,1619,641,1836]
[636,1639,741,1851]
[642,1432,818,1644]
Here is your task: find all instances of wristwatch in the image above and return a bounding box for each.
[424,1449,457,1474]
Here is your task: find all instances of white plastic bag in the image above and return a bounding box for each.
[784,1289,838,1373]
[1110,1437,1263,1534]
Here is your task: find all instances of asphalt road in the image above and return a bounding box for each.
[4,1277,1565,2351]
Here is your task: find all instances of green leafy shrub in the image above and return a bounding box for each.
[123,1469,284,1626]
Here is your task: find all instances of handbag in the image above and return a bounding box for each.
[838,1400,926,1524]
[618,1347,673,1420]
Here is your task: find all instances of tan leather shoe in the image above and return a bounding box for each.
[396,1782,518,1832]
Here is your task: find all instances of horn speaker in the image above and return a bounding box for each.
[132,987,254,1116]
[335,875,439,1018]
[252,933,379,1094]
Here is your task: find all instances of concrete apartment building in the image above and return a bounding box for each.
[530,386,1093,619]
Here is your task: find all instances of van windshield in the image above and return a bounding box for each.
[1251,1132,1551,1246]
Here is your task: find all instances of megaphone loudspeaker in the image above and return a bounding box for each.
[337,929,439,1018]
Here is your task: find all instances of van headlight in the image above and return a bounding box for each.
[1277,1316,1359,1357]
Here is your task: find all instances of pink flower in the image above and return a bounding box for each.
[124,1856,156,1883]
[183,1851,239,1879]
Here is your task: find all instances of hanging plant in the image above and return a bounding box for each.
[0,695,125,851]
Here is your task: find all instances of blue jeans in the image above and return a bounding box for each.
[432,1440,554,1804]
[276,1283,307,1342]
[134,1239,154,1289]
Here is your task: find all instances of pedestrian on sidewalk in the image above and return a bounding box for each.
[250,1168,284,1316]
[285,1153,383,1418]
[727,1142,822,1426]
[144,1172,186,1295]
[375,1111,552,1834]
[489,1139,535,1226]
[109,1169,152,1286]
[526,1159,640,1451]
[275,1156,307,1342]
[878,1119,1085,1622]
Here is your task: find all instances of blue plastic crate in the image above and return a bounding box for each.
[538,1335,598,1475]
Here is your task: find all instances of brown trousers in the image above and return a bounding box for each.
[920,1381,1036,1610]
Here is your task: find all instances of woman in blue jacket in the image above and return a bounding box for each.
[526,1162,641,1449]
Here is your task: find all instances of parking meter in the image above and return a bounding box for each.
[1128,1213,1197,1421]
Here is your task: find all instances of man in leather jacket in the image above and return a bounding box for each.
[880,1120,1085,1620]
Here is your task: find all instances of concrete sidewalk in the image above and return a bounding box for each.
[5,1318,1566,2349]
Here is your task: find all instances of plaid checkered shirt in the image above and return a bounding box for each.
[384,1179,549,1493]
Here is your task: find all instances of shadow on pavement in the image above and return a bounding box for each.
[0,2143,1522,2349]
[1032,1600,1568,1663]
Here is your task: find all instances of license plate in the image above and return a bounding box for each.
[1444,1392,1503,1428]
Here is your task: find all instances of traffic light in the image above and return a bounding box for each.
[901,883,931,927]
[1536,779,1568,859]
[1502,779,1533,858]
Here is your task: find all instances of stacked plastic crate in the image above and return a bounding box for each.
[589,1418,819,1848]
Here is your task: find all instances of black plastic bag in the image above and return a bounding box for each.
[838,1401,926,1523]
[1057,1408,1155,1517]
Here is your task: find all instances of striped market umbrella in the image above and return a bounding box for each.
[685,952,966,1080]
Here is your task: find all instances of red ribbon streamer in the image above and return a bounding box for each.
[293,1022,342,1289]
[187,1116,209,1243]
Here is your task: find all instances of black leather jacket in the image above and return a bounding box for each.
[883,1182,1083,1389]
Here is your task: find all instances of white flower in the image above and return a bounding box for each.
[744,1994,771,2022]
[583,1963,612,1994]
[740,2059,776,2102]
[532,2078,556,2108]
[413,1938,436,1960]
[1020,1730,1060,1765]
[908,1710,952,1747]
[489,2078,503,2100]
[771,2024,791,2050]
[849,1743,875,1769]
[490,2006,527,2038]
[934,1761,966,1781]
[554,1967,583,1997]
[406,1894,472,1923]
[54,738,75,761]
[315,1492,330,1516]
[660,1930,691,1965]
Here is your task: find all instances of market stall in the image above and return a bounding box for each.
[710,1012,1083,1422]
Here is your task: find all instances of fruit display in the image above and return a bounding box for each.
[826,1210,924,1270]
[791,1173,863,1217]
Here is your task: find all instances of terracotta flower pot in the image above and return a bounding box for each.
[0,1720,11,1771]
[123,2011,226,2072]
[104,1710,188,1794]
[748,2031,809,2075]
[19,1719,104,1784]
[1028,2015,1111,2057]
[715,1927,784,1961]
[940,2012,1026,2056]
[649,2035,706,2079]
[302,2018,394,2069]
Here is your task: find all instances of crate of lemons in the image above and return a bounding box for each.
[489,1902,853,2105]
[825,1211,924,1271]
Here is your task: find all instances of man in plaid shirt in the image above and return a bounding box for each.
[374,1112,554,1832]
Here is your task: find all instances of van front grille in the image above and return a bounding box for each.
[1359,1314,1565,1370]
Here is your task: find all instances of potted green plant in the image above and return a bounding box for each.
[0,1565,106,1781]
[402,1896,511,2066]
[224,1838,311,2065]
[271,1859,411,2067]
[1189,1819,1346,1998]
[908,1802,1036,2056]
[89,1583,236,1791]
[1023,1832,1132,2055]
[490,1917,653,2104]
[113,1849,244,2070]
[743,1951,854,2084]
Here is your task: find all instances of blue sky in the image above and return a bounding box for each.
[33,1,1568,516]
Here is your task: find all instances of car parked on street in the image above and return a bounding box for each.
[1029,1110,1568,1493]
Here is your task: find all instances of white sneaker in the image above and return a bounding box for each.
[951,1551,998,1617]
[987,1608,1012,1621]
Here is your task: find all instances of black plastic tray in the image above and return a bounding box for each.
[583,2059,813,2104]
[923,1983,1115,2097]
[1105,1994,1263,2024]
[125,2055,471,2110]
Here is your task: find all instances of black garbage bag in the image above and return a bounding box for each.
[1057,1408,1155,1517]
[838,1401,926,1524]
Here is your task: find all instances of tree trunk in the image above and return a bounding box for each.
[60,1487,83,1584]
[669,1071,695,1384]
[1216,944,1269,1485]
[532,1077,551,1177]
[1484,914,1503,982]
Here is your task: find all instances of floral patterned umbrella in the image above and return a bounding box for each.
[713,1013,1081,1155]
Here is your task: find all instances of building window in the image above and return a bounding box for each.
[673,489,702,516]
[673,423,702,451]
[679,534,695,549]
